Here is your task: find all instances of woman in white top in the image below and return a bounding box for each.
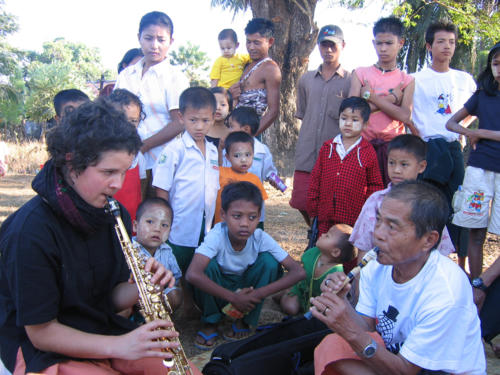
[115,11,189,195]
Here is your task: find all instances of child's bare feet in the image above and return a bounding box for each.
[194,323,219,350]
[223,320,252,341]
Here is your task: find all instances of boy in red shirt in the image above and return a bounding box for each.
[307,97,383,236]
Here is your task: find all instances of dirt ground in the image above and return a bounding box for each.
[0,174,498,373]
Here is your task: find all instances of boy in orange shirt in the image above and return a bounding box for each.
[214,131,267,224]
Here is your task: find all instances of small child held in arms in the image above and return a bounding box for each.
[206,87,232,149]
[214,131,268,225]
[133,198,182,311]
[225,106,280,184]
[349,17,417,186]
[307,97,384,236]
[446,42,500,278]
[210,29,250,89]
[109,88,146,221]
[186,182,305,349]
[280,224,356,315]
[153,87,220,275]
[351,134,455,260]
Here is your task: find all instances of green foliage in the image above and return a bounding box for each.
[210,0,249,12]
[24,62,84,122]
[170,42,210,87]
[0,0,18,39]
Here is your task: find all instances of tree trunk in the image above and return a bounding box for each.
[250,0,318,176]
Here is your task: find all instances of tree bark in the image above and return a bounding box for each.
[250,0,318,176]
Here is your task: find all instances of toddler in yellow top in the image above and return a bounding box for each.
[210,29,251,89]
[214,131,268,224]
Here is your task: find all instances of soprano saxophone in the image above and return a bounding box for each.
[107,197,191,375]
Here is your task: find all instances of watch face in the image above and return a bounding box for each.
[365,346,376,357]
[472,278,486,290]
[472,279,481,287]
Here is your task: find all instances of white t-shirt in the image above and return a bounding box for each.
[412,68,476,142]
[357,250,485,374]
[115,58,189,170]
[152,132,219,247]
[195,222,288,276]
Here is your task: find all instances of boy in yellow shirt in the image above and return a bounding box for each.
[210,29,250,89]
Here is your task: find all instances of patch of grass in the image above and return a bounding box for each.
[5,140,48,174]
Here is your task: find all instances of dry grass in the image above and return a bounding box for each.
[5,140,48,175]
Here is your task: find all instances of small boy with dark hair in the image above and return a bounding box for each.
[53,89,90,124]
[349,16,417,186]
[210,29,250,89]
[214,131,268,224]
[280,224,356,315]
[132,197,182,310]
[307,97,383,236]
[350,134,455,258]
[231,18,282,135]
[186,181,305,349]
[153,87,220,274]
[226,106,279,184]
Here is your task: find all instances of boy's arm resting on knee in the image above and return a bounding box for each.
[186,254,235,302]
[253,256,306,300]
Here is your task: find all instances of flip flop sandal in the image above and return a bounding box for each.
[194,331,219,351]
[223,322,251,342]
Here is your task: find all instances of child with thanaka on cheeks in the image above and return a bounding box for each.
[210,29,251,89]
[132,198,182,311]
[280,224,356,315]
[350,134,456,262]
[186,182,305,349]
[307,97,383,237]
[214,131,268,224]
[206,87,233,149]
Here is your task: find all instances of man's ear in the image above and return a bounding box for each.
[425,42,432,52]
[220,208,226,222]
[421,230,440,252]
[133,220,138,234]
[268,37,275,47]
[242,125,252,134]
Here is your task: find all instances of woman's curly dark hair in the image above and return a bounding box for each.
[46,98,142,175]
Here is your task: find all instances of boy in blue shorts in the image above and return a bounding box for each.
[186,182,305,349]
[153,87,220,274]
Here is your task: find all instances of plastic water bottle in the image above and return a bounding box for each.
[266,172,287,192]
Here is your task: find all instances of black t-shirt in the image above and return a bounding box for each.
[0,196,136,372]
[465,89,500,173]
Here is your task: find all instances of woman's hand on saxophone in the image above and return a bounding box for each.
[144,257,175,290]
[115,319,180,360]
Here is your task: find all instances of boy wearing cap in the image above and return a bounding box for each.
[290,24,351,226]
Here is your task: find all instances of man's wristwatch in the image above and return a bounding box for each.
[471,277,488,292]
[360,338,378,358]
[362,91,371,100]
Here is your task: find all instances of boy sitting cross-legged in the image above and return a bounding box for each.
[186,181,305,350]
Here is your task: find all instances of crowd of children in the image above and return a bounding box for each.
[0,8,498,375]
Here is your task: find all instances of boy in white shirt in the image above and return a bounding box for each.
[186,182,305,349]
[153,87,220,274]
[411,22,476,268]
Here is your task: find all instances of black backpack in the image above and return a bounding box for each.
[202,316,331,375]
